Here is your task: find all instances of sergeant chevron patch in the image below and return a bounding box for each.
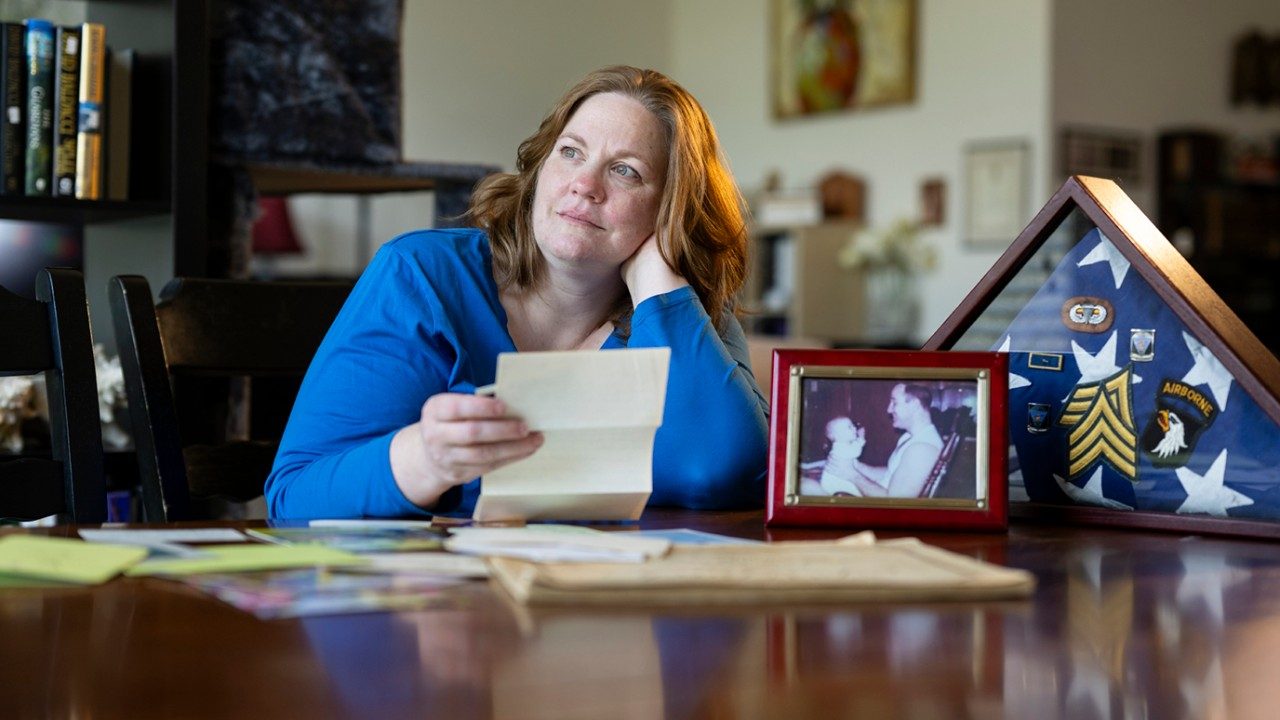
[1058,365,1138,482]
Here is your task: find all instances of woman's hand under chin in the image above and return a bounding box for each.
[621,232,690,307]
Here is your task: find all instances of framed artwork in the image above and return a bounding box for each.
[765,349,1009,531]
[965,141,1030,248]
[926,175,1280,539]
[771,0,916,119]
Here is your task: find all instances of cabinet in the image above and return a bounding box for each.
[742,222,867,342]
[1157,130,1280,354]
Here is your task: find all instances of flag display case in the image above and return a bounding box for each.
[926,176,1280,539]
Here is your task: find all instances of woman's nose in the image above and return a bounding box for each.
[570,168,604,202]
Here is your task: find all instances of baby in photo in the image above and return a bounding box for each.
[801,416,867,496]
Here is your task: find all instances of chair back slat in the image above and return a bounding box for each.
[156,278,351,374]
[40,268,108,521]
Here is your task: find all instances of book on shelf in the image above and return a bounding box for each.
[23,18,54,196]
[52,25,79,197]
[105,47,132,202]
[74,22,105,200]
[0,22,23,196]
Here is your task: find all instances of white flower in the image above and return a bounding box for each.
[838,218,936,273]
[0,376,37,454]
[93,345,133,451]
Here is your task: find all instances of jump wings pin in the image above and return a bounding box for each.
[1058,366,1138,482]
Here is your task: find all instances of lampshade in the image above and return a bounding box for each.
[251,196,305,255]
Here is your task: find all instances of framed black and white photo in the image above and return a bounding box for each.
[766,349,1009,531]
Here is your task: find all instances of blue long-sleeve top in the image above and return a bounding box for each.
[265,229,769,519]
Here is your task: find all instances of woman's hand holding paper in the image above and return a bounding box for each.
[390,393,543,508]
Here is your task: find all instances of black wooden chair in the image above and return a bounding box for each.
[0,269,106,523]
[109,275,353,521]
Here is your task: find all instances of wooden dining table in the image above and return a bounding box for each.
[4,509,1280,719]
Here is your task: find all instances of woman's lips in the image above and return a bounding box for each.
[558,211,603,229]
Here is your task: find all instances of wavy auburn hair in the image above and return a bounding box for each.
[467,65,748,330]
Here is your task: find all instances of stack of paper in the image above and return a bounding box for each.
[474,348,670,522]
[445,526,672,563]
[488,533,1036,606]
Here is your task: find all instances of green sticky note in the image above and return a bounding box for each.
[0,535,149,585]
[127,544,366,577]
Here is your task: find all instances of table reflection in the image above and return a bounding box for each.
[757,531,1280,720]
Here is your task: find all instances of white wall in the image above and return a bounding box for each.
[399,0,673,168]
[668,0,1054,342]
[1052,0,1280,213]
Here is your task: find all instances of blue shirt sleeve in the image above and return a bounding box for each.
[265,242,452,520]
[622,286,770,509]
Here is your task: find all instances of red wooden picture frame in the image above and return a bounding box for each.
[765,349,1008,531]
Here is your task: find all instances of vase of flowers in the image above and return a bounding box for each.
[837,218,935,343]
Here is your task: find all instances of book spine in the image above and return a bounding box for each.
[105,48,133,201]
[52,26,79,197]
[74,22,105,200]
[0,22,24,196]
[23,18,55,196]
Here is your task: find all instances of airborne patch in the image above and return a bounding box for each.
[1140,379,1219,468]
[1058,365,1138,482]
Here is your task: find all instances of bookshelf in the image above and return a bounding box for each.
[0,0,210,279]
[1157,130,1280,354]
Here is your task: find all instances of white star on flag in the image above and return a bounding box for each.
[1077,232,1131,289]
[998,336,1030,389]
[1070,331,1143,386]
[1055,467,1134,510]
[1176,449,1253,516]
[1181,331,1233,410]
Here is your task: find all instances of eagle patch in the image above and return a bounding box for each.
[1140,379,1219,468]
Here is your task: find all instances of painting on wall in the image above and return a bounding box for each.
[771,0,916,119]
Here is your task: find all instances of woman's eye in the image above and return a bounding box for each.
[559,146,580,159]
[612,164,639,180]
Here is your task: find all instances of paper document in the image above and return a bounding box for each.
[126,544,366,577]
[473,348,670,522]
[445,526,672,563]
[79,528,246,558]
[0,535,148,585]
[487,533,1036,606]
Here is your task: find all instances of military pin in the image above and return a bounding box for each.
[1130,329,1155,362]
[1027,402,1052,433]
[1027,352,1064,371]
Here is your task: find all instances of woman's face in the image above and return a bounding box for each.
[530,92,668,275]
